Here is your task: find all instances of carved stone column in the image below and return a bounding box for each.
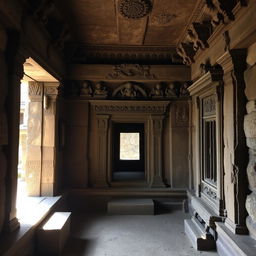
[150,115,166,188]
[0,24,8,234]
[244,63,256,239]
[26,82,43,196]
[217,49,248,234]
[95,114,110,187]
[5,49,27,232]
[41,83,59,196]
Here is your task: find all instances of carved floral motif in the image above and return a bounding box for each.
[119,0,152,19]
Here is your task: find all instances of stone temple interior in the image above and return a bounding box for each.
[0,0,256,255]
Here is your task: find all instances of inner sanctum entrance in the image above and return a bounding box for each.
[112,123,145,181]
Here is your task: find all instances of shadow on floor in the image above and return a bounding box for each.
[62,237,97,256]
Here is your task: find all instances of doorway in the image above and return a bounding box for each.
[112,123,145,181]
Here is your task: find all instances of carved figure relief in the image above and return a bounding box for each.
[80,81,92,97]
[118,0,152,19]
[112,82,147,100]
[179,82,190,97]
[107,64,156,79]
[150,84,164,98]
[165,83,177,98]
[94,82,108,98]
[186,22,211,51]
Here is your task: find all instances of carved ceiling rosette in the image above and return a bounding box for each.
[118,0,152,19]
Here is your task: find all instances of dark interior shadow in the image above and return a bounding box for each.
[61,237,97,256]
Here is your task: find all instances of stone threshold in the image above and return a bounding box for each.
[0,196,63,256]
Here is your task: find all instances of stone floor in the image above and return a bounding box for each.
[62,210,218,256]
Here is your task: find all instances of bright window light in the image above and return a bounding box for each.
[120,133,140,160]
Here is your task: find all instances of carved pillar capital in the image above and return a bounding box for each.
[28,82,43,102]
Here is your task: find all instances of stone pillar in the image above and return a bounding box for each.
[5,49,27,232]
[150,114,166,188]
[244,62,256,239]
[0,24,8,234]
[41,83,59,196]
[217,49,248,234]
[95,114,110,187]
[26,82,43,196]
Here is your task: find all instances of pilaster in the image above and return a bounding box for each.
[41,83,59,196]
[95,114,110,187]
[217,49,248,234]
[150,115,166,188]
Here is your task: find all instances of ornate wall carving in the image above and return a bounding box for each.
[107,64,156,79]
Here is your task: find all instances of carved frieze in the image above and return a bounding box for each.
[91,101,169,115]
[118,0,152,19]
[80,81,93,98]
[107,64,156,80]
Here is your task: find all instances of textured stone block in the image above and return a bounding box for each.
[245,65,256,100]
[246,138,256,150]
[244,112,256,138]
[247,150,256,191]
[246,216,256,240]
[246,192,256,223]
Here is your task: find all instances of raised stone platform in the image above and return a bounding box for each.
[216,222,256,256]
[107,198,155,215]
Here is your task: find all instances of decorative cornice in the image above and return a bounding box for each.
[188,67,223,96]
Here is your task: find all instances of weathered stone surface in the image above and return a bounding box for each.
[246,100,256,114]
[246,216,256,240]
[246,192,256,223]
[247,138,256,150]
[247,150,256,191]
[244,65,256,101]
[247,42,256,67]
[244,112,256,138]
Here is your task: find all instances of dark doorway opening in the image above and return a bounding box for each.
[112,123,145,181]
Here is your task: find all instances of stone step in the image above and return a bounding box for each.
[184,219,216,251]
[107,198,155,215]
[37,212,71,256]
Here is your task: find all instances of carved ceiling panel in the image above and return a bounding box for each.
[54,0,201,46]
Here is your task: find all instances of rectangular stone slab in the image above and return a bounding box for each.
[107,199,155,215]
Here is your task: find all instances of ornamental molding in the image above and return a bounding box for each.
[118,0,152,19]
[90,100,169,115]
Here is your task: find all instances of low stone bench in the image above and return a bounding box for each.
[107,198,155,215]
[37,212,71,255]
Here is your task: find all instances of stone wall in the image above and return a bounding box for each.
[244,43,256,239]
